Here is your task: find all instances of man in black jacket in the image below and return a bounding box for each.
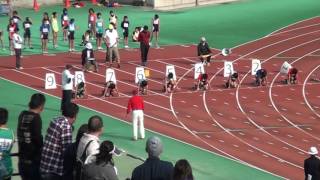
[81,42,98,72]
[131,136,173,180]
[17,93,46,180]
[197,37,212,66]
[304,146,320,180]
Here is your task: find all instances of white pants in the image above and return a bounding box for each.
[132,110,145,140]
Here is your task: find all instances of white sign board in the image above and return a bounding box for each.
[45,73,57,89]
[106,68,117,84]
[166,65,177,80]
[194,63,205,79]
[223,61,234,77]
[280,61,292,74]
[74,71,85,87]
[135,67,146,83]
[251,59,262,75]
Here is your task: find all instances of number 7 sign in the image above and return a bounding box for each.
[251,59,261,75]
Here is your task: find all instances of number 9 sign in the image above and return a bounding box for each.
[45,73,57,89]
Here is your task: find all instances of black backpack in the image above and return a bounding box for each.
[75,140,93,180]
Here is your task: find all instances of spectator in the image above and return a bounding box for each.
[150,14,160,48]
[109,11,118,28]
[23,17,33,49]
[121,16,130,48]
[12,28,23,69]
[40,16,51,54]
[7,18,18,55]
[82,140,119,180]
[96,12,104,50]
[138,25,151,66]
[88,8,97,41]
[61,8,69,41]
[127,89,145,141]
[104,23,120,68]
[63,124,88,180]
[0,108,14,180]
[17,93,46,180]
[131,136,173,180]
[173,159,194,180]
[197,37,212,66]
[40,103,79,180]
[304,146,320,180]
[51,12,59,49]
[77,116,103,165]
[61,64,74,112]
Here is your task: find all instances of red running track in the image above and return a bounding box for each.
[0,16,320,179]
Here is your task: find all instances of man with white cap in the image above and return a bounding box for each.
[304,146,320,180]
[131,136,173,180]
[81,42,98,72]
[104,23,120,68]
[197,36,212,66]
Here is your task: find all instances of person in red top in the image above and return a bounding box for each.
[7,18,18,55]
[88,8,97,41]
[138,25,151,66]
[286,67,298,84]
[127,89,145,141]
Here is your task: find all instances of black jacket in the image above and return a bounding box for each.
[304,155,320,180]
[81,48,94,66]
[197,42,211,56]
[131,157,173,180]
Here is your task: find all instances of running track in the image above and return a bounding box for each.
[1,16,320,179]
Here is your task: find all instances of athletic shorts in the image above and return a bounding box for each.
[68,31,75,40]
[123,30,129,38]
[24,29,31,38]
[96,33,103,38]
[42,33,48,40]
[153,24,159,32]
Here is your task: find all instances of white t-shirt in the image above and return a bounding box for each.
[12,33,23,49]
[62,69,74,90]
[77,133,100,164]
[104,30,118,48]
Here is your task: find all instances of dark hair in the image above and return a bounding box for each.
[96,140,114,166]
[86,30,91,34]
[88,115,103,133]
[28,93,46,109]
[76,124,88,144]
[143,25,148,31]
[97,12,101,17]
[63,8,68,14]
[233,72,238,78]
[62,103,79,118]
[202,73,208,79]
[291,68,298,74]
[155,14,159,19]
[13,10,18,15]
[66,64,72,69]
[78,82,84,88]
[0,108,8,125]
[25,17,30,21]
[52,12,57,16]
[124,15,128,19]
[89,8,94,13]
[141,80,148,87]
[110,10,114,14]
[168,72,173,79]
[70,18,75,23]
[173,159,194,180]
[261,69,267,77]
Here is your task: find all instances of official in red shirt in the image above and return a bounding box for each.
[127,89,145,141]
[138,25,151,66]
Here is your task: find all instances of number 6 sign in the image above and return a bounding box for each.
[135,67,146,83]
[45,73,57,89]
[74,71,85,87]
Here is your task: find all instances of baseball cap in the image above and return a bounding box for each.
[146,136,163,157]
[308,146,318,155]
